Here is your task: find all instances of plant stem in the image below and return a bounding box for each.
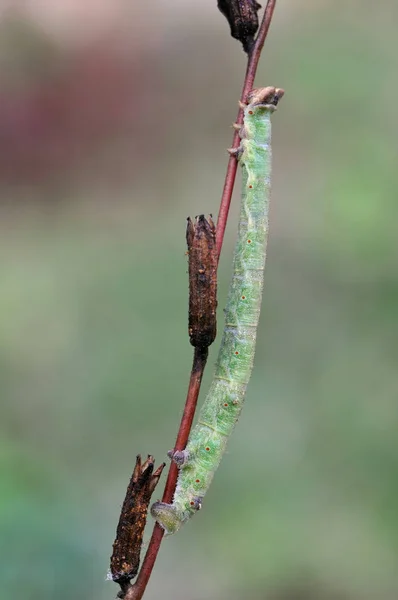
[126,2,278,598]
[126,347,208,600]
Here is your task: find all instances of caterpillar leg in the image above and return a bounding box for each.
[150,502,184,535]
[167,449,189,467]
[151,496,202,535]
[227,146,243,159]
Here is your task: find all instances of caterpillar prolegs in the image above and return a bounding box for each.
[151,87,284,534]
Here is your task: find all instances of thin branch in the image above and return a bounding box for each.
[126,347,208,600]
[216,0,278,259]
[161,346,209,502]
[124,3,278,598]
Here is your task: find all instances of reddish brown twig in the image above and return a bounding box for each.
[125,3,278,598]
[125,347,208,600]
[216,0,278,259]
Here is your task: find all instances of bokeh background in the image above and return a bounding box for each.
[1,1,397,599]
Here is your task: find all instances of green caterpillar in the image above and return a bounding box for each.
[151,86,284,534]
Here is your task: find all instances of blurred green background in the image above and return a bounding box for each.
[1,1,397,599]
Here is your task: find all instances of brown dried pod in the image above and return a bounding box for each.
[186,215,217,349]
[110,455,165,586]
[217,0,262,54]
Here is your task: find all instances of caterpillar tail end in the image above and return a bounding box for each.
[150,501,184,535]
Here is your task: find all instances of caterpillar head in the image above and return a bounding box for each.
[247,87,284,110]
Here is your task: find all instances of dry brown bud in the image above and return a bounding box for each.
[186,215,217,348]
[217,0,262,54]
[110,455,165,586]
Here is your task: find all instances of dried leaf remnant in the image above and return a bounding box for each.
[110,455,165,589]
